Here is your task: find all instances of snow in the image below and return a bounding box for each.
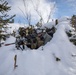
[6,23,27,34]
[41,21,55,29]
[58,16,71,22]
[69,34,76,40]
[0,17,76,75]
[4,36,16,44]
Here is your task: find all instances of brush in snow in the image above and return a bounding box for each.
[72,54,76,57]
[53,53,61,62]
[14,55,18,69]
[56,57,61,61]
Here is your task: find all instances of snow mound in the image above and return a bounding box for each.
[58,16,71,22]
[41,21,55,29]
[0,17,76,75]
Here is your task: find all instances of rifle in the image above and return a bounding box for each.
[5,43,15,46]
[4,42,31,46]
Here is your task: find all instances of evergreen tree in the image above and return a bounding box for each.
[0,0,15,47]
[70,15,76,31]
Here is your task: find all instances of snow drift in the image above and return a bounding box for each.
[0,17,76,75]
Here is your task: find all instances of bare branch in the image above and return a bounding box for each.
[31,0,44,24]
[18,7,27,21]
[47,4,55,23]
[18,0,31,25]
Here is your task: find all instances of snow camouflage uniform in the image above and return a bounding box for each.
[15,36,25,50]
[19,37,25,50]
[15,36,20,50]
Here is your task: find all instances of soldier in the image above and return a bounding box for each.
[19,36,25,50]
[15,36,25,50]
[15,36,21,50]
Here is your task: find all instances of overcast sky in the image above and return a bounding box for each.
[6,0,76,24]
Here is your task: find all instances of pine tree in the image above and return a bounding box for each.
[70,15,76,31]
[0,0,15,47]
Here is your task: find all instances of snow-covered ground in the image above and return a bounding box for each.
[0,17,76,75]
